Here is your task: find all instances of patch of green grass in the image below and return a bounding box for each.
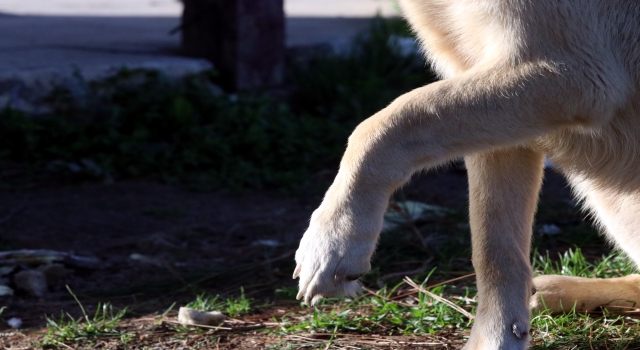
[533,248,637,278]
[268,249,639,348]
[185,287,253,317]
[528,249,640,349]
[274,279,474,337]
[465,250,637,348]
[531,310,640,349]
[42,286,129,347]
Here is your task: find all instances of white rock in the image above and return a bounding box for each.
[177,307,225,326]
[252,239,280,247]
[7,317,22,329]
[538,224,562,236]
[0,285,14,296]
[129,253,163,267]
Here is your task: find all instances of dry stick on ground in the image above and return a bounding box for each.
[424,272,477,289]
[286,334,447,347]
[388,272,477,302]
[361,287,416,308]
[403,277,475,320]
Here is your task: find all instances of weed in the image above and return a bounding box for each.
[266,250,640,349]
[185,287,253,317]
[533,248,637,278]
[531,308,640,349]
[42,286,129,347]
[273,279,474,338]
[158,301,177,325]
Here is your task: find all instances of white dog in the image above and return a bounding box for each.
[294,0,640,348]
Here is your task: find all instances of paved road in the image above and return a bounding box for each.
[0,0,399,108]
[0,0,398,71]
[0,15,378,71]
[0,0,398,17]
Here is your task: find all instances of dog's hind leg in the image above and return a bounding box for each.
[531,178,640,314]
[464,148,544,349]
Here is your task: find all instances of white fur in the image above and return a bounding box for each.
[293,1,640,349]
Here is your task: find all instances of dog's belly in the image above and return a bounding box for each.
[535,96,640,191]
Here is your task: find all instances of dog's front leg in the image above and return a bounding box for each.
[464,149,544,349]
[294,60,623,345]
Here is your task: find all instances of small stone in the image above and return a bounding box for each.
[177,307,225,326]
[0,285,14,296]
[0,266,16,276]
[129,253,163,267]
[14,270,48,297]
[538,224,561,236]
[7,317,22,329]
[252,239,280,247]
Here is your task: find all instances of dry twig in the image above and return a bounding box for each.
[403,277,474,320]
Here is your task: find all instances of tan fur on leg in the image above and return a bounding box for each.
[532,274,640,314]
[294,1,640,349]
[464,148,544,349]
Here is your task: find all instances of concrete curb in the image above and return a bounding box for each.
[1,59,212,113]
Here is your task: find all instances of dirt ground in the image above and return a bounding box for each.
[0,166,598,348]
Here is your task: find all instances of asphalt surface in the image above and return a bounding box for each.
[0,0,397,71]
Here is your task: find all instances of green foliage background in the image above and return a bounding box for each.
[0,18,433,191]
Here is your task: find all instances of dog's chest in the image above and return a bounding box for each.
[400,0,525,77]
[536,95,640,187]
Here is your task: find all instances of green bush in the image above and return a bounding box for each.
[290,17,434,124]
[0,70,348,190]
[0,17,435,191]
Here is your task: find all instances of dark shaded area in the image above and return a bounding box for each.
[0,164,605,329]
[0,16,609,336]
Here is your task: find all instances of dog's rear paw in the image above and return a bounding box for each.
[531,274,640,314]
[462,317,530,350]
[293,212,376,305]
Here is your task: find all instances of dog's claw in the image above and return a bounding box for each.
[512,322,529,339]
[345,274,362,281]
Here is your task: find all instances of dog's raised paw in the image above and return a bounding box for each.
[293,212,376,305]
